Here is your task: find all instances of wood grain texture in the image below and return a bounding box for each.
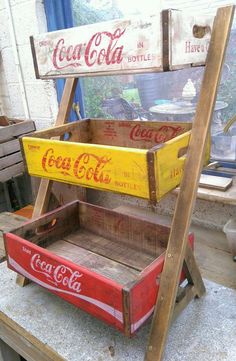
[31,10,214,78]
[89,119,191,148]
[0,153,22,171]
[145,6,235,361]
[115,204,236,290]
[0,312,65,361]
[22,121,195,201]
[0,120,35,143]
[0,339,21,361]
[32,78,78,219]
[47,239,140,284]
[16,79,84,287]
[0,212,27,263]
[11,201,79,247]
[0,163,24,183]
[64,228,157,271]
[0,139,20,158]
[78,202,169,257]
[29,118,90,142]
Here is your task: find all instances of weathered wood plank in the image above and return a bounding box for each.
[64,228,156,271]
[0,163,24,183]
[22,136,150,198]
[0,312,65,361]
[0,139,20,158]
[172,285,196,323]
[28,119,90,142]
[10,201,79,247]
[0,212,27,263]
[89,119,191,148]
[31,10,214,79]
[32,78,79,219]
[29,119,191,148]
[0,339,21,361]
[0,120,35,143]
[21,126,195,201]
[47,239,140,284]
[78,202,169,257]
[0,153,22,171]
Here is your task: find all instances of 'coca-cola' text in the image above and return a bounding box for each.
[130,124,183,143]
[31,253,83,293]
[52,28,125,70]
[41,148,111,184]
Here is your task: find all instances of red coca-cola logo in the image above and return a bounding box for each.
[73,153,111,184]
[130,124,183,143]
[52,28,125,70]
[41,148,111,184]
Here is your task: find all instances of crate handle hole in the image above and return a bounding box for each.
[192,24,211,39]
[64,132,72,141]
[178,146,188,158]
[36,218,57,235]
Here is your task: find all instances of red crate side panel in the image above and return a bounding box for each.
[129,233,194,334]
[129,255,164,334]
[5,233,124,331]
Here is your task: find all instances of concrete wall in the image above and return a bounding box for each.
[87,189,235,231]
[0,0,58,129]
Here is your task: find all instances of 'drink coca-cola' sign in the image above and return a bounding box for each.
[31,10,214,78]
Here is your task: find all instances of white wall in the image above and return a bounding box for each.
[0,0,58,129]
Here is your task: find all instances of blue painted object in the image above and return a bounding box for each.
[44,0,85,120]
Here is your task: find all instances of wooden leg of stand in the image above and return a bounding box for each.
[16,78,78,287]
[145,7,234,361]
[184,243,206,298]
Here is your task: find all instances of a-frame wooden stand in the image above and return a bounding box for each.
[145,6,234,361]
[16,6,234,361]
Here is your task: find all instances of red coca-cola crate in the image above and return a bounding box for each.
[4,200,194,335]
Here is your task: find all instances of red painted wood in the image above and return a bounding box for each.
[129,233,194,334]
[5,233,124,331]
[4,231,194,334]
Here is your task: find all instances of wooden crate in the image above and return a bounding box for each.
[0,212,27,263]
[4,200,194,335]
[0,118,35,183]
[21,119,209,202]
[30,10,214,78]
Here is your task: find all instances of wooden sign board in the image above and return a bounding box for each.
[31,10,214,79]
[169,11,213,69]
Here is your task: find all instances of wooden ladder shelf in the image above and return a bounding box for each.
[4,5,235,361]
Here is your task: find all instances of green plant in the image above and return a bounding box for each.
[72,0,124,117]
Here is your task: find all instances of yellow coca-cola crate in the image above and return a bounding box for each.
[21,119,209,202]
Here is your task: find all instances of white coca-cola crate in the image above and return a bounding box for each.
[30,10,214,79]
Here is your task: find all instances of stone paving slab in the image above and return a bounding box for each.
[1,262,236,361]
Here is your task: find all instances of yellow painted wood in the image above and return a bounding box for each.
[22,131,209,201]
[155,131,210,201]
[22,137,149,198]
[155,131,191,200]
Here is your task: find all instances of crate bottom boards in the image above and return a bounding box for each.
[4,200,193,335]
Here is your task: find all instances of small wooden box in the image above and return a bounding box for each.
[4,200,194,335]
[21,119,208,202]
[0,118,35,183]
